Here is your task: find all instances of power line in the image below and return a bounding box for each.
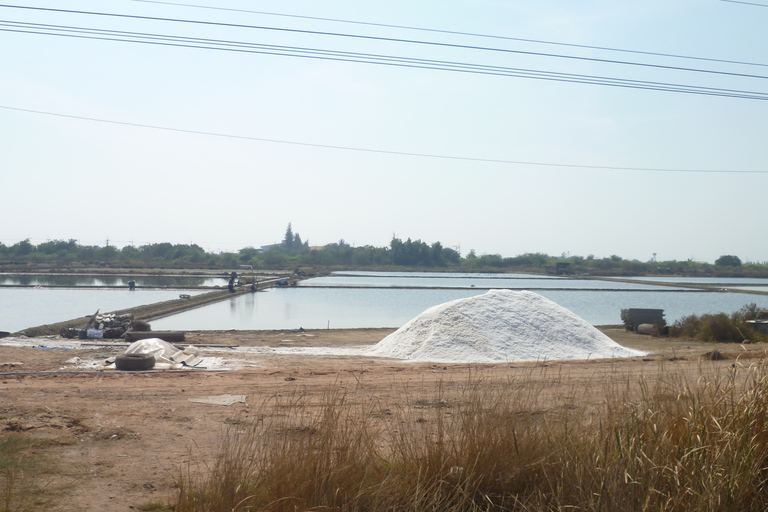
[131,0,768,70]
[2,21,768,101]
[720,0,768,6]
[2,104,765,174]
[2,4,768,83]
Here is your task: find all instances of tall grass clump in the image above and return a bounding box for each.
[0,435,60,512]
[175,364,768,512]
[670,303,768,343]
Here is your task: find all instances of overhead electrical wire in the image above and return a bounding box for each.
[130,0,768,70]
[1,20,767,101]
[720,0,768,6]
[2,105,765,174]
[1,3,765,174]
[1,4,768,84]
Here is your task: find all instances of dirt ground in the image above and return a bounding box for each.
[1,328,766,512]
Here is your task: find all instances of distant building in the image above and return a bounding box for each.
[747,320,768,335]
[258,243,281,253]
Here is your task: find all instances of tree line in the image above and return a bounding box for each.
[0,232,763,277]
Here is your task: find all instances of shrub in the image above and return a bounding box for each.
[669,314,701,338]
[669,305,768,343]
[700,312,744,342]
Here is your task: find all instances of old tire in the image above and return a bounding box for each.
[115,353,156,371]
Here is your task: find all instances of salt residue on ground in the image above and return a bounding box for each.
[370,290,646,363]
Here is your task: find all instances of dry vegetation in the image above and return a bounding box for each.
[0,435,73,512]
[3,328,768,511]
[173,361,768,512]
[669,304,768,344]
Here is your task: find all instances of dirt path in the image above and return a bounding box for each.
[1,328,765,511]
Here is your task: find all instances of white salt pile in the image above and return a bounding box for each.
[371,290,646,363]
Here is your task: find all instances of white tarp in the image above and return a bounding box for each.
[124,338,203,367]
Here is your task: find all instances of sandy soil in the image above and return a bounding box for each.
[1,328,766,511]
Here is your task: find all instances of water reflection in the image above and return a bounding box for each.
[0,274,226,287]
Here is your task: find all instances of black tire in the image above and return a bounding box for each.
[115,353,156,371]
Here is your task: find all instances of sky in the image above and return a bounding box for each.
[2,0,767,264]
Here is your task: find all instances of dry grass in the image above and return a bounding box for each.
[173,362,768,512]
[0,435,72,512]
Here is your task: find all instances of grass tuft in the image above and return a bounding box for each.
[173,363,768,512]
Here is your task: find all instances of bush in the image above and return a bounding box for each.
[669,304,768,343]
[700,313,744,342]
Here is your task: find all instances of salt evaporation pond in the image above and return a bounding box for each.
[371,290,646,363]
[0,288,205,333]
[151,273,768,331]
[7,271,768,333]
[298,272,678,290]
[0,274,227,287]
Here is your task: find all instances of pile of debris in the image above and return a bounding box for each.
[59,310,150,339]
[108,338,203,371]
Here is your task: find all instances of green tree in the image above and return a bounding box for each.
[478,253,504,267]
[220,253,239,268]
[352,245,389,266]
[264,250,287,266]
[239,246,260,262]
[442,247,461,265]
[324,240,354,265]
[95,245,119,262]
[13,239,33,256]
[185,244,208,264]
[141,243,174,260]
[120,245,141,263]
[293,233,309,254]
[715,255,742,267]
[430,241,444,266]
[283,223,294,253]
[504,253,549,268]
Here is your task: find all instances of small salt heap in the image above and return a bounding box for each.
[371,290,645,363]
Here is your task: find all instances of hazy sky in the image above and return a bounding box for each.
[2,0,767,263]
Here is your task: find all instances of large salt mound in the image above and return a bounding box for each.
[371,290,646,363]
